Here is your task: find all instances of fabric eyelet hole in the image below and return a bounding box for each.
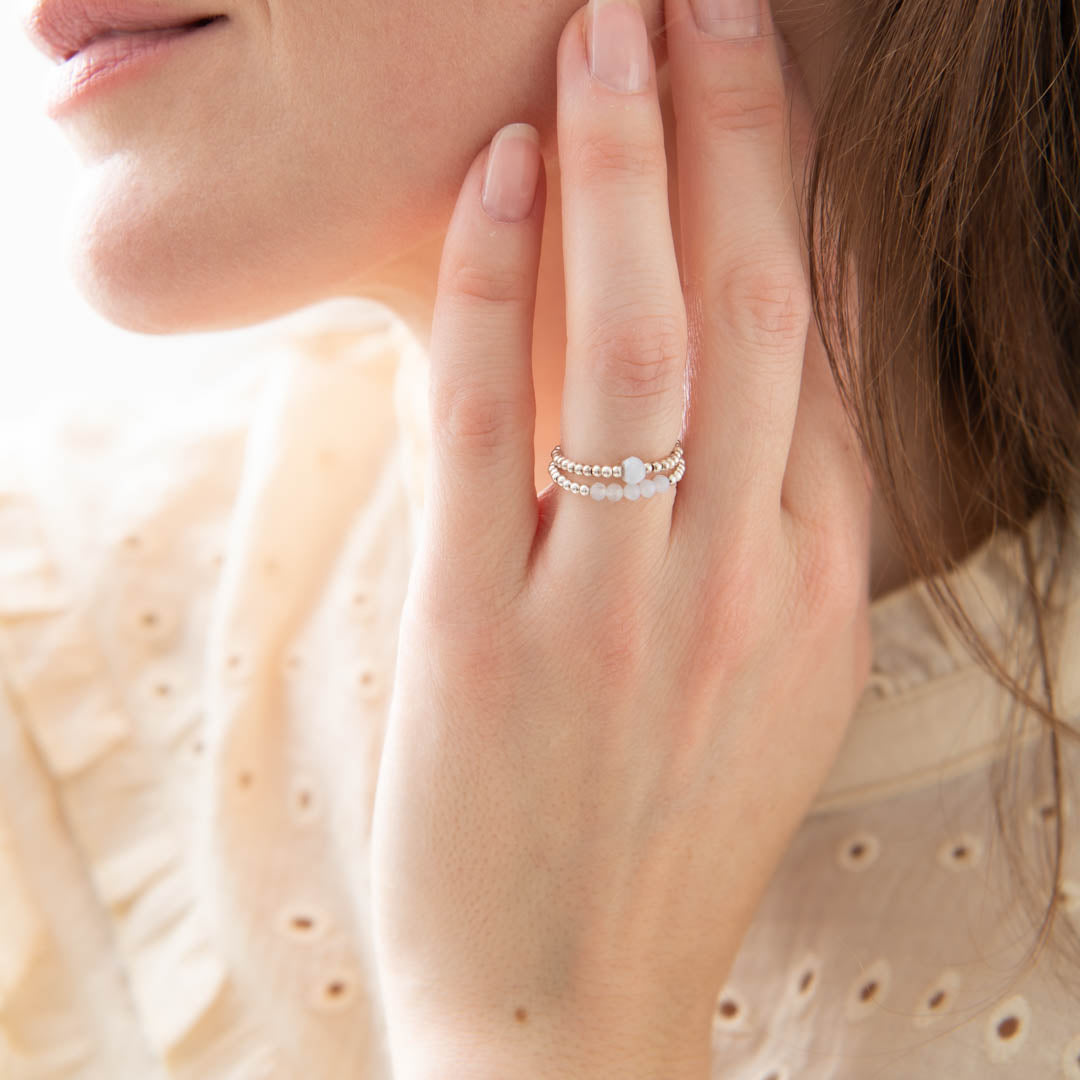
[311,971,358,1012]
[1062,1033,1080,1079]
[785,951,820,1012]
[1028,794,1072,827]
[356,665,381,700]
[290,775,321,823]
[1058,880,1079,913]
[937,834,983,871]
[985,995,1030,1063]
[154,681,172,698]
[837,832,881,872]
[277,905,328,942]
[225,651,249,679]
[914,970,960,1028]
[712,988,748,1030]
[349,584,376,622]
[845,958,892,1023]
[237,769,255,789]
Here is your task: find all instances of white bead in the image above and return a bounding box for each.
[640,478,656,498]
[621,456,646,485]
[624,484,641,501]
[590,482,606,500]
[606,483,623,501]
[653,474,670,492]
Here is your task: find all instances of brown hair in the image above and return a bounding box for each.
[802,0,1080,978]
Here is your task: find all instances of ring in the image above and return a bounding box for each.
[549,440,686,501]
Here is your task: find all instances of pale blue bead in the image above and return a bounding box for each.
[624,484,641,501]
[606,483,623,501]
[621,456,646,485]
[590,482,607,500]
[653,474,671,492]
[640,478,656,498]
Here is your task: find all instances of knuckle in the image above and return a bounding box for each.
[571,127,666,190]
[581,307,687,404]
[441,255,533,309]
[432,380,525,455]
[589,598,651,680]
[698,81,785,136]
[797,523,865,627]
[693,537,767,669]
[712,259,810,351]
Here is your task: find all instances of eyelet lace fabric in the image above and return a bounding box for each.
[1,297,1078,1078]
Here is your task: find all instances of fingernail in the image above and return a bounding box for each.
[481,123,541,223]
[688,0,761,39]
[587,0,650,94]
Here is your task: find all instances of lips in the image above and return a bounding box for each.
[23,0,226,63]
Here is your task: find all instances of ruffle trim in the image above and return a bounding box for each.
[0,379,289,1078]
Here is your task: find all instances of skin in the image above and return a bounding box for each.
[370,1,874,1073]
[22,0,975,603]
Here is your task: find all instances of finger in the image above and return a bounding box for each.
[773,50,874,544]
[781,306,874,537]
[549,0,688,558]
[423,124,546,602]
[664,0,811,540]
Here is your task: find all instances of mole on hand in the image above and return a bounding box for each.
[514,1007,528,1023]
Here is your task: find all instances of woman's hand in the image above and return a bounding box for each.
[370,0,874,1075]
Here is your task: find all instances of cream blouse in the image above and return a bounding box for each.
[1,297,1078,1080]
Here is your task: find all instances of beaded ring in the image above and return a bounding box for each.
[549,440,686,502]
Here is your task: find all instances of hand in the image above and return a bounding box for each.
[370,0,874,1076]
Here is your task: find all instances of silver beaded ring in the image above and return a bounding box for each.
[549,440,686,502]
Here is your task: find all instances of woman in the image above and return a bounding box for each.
[3,0,1078,1076]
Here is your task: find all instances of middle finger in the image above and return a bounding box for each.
[549,0,689,560]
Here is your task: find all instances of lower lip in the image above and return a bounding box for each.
[45,20,225,119]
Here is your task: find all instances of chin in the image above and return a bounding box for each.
[60,167,341,336]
